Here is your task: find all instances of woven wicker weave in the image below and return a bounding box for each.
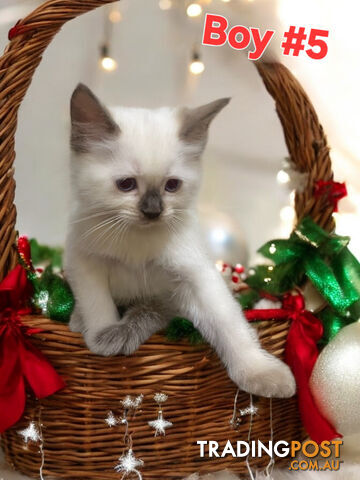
[0,1,335,479]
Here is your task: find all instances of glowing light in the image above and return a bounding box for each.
[215,260,223,272]
[105,411,118,427]
[333,212,360,258]
[18,422,41,444]
[109,9,122,22]
[221,0,231,2]
[210,228,227,244]
[100,56,118,72]
[148,412,173,436]
[277,169,290,184]
[280,205,295,223]
[159,0,172,10]
[186,3,202,17]
[189,59,205,75]
[269,243,277,254]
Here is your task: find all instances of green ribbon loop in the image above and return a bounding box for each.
[247,217,360,320]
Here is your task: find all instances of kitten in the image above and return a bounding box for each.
[64,84,295,398]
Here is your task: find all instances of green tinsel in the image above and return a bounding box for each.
[165,317,203,344]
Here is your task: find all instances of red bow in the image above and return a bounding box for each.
[314,180,347,212]
[245,293,341,443]
[0,260,65,432]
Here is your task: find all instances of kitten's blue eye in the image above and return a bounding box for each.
[116,177,137,192]
[165,178,181,192]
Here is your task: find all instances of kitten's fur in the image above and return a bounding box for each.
[64,84,295,398]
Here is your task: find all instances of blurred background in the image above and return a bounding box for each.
[0,0,359,266]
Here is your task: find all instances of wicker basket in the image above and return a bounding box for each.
[0,1,336,479]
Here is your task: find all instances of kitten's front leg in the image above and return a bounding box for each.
[66,252,170,356]
[66,253,123,355]
[99,301,172,356]
[171,255,296,398]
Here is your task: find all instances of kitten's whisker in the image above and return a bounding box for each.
[81,216,120,240]
[92,217,129,250]
[91,217,126,247]
[71,209,120,224]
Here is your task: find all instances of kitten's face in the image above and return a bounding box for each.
[70,84,229,233]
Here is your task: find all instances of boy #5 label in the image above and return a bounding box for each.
[202,14,329,60]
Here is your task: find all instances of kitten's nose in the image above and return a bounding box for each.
[139,189,163,220]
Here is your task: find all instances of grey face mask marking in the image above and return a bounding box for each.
[139,189,164,220]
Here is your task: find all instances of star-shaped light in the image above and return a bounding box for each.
[17,421,41,444]
[121,394,143,410]
[148,412,173,436]
[239,405,258,416]
[105,411,118,427]
[114,449,144,475]
[121,395,134,409]
[153,393,168,404]
[133,394,144,408]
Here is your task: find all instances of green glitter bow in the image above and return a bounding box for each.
[247,217,360,342]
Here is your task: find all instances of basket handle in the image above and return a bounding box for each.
[256,62,335,233]
[0,1,334,282]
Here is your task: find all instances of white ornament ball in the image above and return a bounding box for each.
[310,322,360,436]
[198,206,248,266]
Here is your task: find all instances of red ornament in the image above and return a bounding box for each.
[234,264,245,274]
[314,180,347,212]
[245,293,341,443]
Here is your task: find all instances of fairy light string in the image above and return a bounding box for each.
[105,394,144,479]
[148,392,173,436]
[17,402,45,480]
[231,391,275,479]
[245,394,256,480]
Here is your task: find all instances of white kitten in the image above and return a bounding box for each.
[64,84,295,398]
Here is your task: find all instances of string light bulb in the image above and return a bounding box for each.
[189,50,205,75]
[280,205,295,223]
[159,0,172,10]
[186,3,202,17]
[100,44,118,72]
[109,9,122,23]
[277,169,290,184]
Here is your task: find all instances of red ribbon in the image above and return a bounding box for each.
[245,293,342,443]
[0,260,65,432]
[314,180,347,212]
[8,20,33,41]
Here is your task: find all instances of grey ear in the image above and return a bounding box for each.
[179,97,230,145]
[70,83,120,153]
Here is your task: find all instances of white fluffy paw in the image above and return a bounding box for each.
[85,324,140,357]
[230,351,296,398]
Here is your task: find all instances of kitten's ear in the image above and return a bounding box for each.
[179,97,230,145]
[70,83,120,153]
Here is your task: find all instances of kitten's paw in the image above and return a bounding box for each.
[230,351,296,398]
[69,310,84,333]
[86,325,140,357]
